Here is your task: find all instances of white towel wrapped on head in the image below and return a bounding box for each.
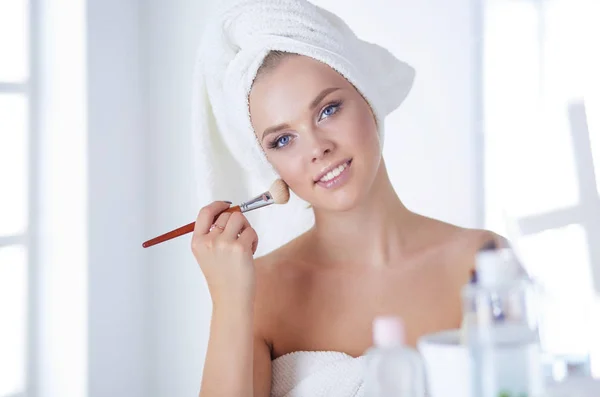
[191,0,415,255]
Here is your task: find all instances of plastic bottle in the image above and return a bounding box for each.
[363,316,426,397]
[462,247,545,397]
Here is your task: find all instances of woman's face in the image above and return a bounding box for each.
[249,55,382,211]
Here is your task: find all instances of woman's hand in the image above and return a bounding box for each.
[191,201,259,308]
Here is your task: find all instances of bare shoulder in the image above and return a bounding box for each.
[413,214,508,280]
[254,230,315,304]
[415,214,505,250]
[451,225,506,251]
[252,231,313,346]
[254,230,313,278]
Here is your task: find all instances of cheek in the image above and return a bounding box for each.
[266,150,307,186]
[344,108,379,149]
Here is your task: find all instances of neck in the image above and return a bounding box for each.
[310,160,417,267]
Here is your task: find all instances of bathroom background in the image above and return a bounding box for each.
[0,0,599,396]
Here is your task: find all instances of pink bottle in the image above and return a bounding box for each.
[363,316,426,397]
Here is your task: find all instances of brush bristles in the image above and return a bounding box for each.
[269,179,290,204]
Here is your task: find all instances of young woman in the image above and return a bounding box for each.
[191,2,500,396]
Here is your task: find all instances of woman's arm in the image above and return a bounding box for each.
[199,302,272,397]
[191,201,272,397]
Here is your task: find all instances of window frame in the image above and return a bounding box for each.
[0,1,38,396]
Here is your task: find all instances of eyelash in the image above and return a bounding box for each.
[267,101,343,150]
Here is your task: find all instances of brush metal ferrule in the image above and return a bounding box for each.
[240,191,274,213]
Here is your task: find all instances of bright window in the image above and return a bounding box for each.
[483,0,600,377]
[0,1,31,396]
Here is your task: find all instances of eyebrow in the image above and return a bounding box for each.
[261,87,341,140]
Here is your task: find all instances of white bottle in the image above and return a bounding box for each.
[462,247,545,397]
[363,316,426,397]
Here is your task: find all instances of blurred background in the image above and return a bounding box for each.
[0,0,599,396]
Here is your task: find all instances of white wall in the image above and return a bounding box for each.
[141,0,218,396]
[141,0,481,396]
[37,0,149,396]
[86,0,149,396]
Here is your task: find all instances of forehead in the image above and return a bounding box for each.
[249,55,351,123]
[256,54,347,86]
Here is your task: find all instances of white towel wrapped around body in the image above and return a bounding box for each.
[191,0,415,254]
[271,351,366,397]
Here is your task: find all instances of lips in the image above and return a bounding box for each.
[313,159,352,183]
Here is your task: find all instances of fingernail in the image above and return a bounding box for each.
[223,200,232,204]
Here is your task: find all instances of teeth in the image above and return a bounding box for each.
[319,162,348,182]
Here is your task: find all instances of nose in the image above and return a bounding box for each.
[309,133,335,163]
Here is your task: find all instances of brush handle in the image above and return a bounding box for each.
[142,206,242,248]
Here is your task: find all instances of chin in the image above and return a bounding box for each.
[311,185,366,212]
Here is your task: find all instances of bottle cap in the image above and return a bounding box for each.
[373,316,405,348]
[476,248,523,286]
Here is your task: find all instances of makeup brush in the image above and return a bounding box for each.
[142,179,290,248]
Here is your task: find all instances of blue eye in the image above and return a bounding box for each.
[277,135,291,146]
[268,134,292,149]
[319,102,341,120]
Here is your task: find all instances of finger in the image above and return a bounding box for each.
[222,212,250,240]
[210,211,233,234]
[237,226,258,254]
[195,201,232,235]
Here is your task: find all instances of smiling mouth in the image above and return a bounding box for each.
[314,159,352,188]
